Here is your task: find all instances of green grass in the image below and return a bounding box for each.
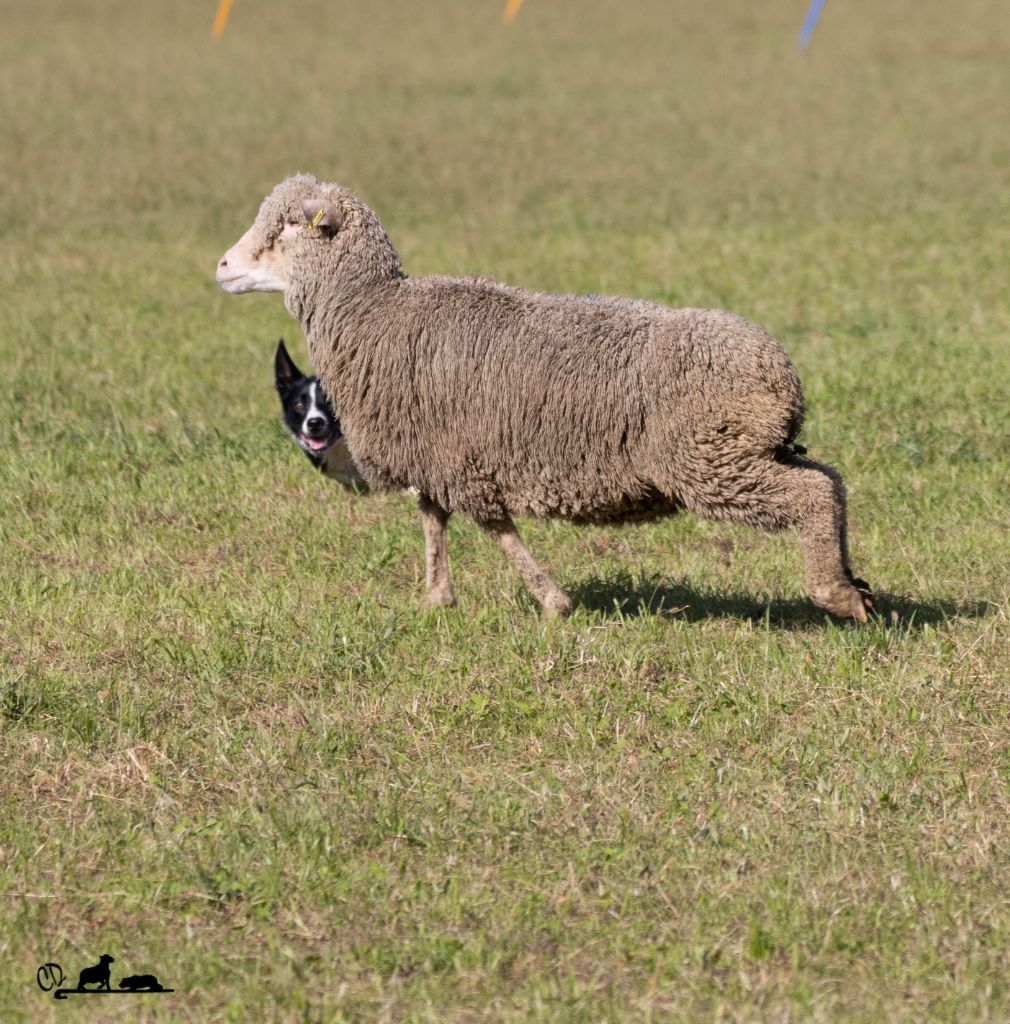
[3,1,1010,1020]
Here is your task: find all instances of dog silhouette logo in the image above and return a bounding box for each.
[76,954,114,991]
[36,954,174,1000]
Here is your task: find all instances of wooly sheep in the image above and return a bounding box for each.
[217,174,874,622]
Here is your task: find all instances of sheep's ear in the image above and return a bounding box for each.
[300,198,342,236]
[275,339,302,388]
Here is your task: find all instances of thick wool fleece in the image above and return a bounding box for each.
[247,176,800,524]
[239,174,871,618]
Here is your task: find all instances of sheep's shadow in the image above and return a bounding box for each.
[567,571,992,632]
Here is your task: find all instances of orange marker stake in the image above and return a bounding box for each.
[502,0,526,24]
[212,0,234,40]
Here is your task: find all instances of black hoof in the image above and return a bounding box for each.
[848,576,876,617]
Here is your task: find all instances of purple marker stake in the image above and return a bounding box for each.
[798,0,827,51]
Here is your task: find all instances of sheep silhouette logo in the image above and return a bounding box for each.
[36,955,174,1000]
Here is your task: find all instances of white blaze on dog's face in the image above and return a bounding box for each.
[216,197,342,294]
[302,382,328,443]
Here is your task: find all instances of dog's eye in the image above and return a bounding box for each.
[294,401,306,412]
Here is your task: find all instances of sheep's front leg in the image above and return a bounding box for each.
[476,516,572,619]
[418,495,456,608]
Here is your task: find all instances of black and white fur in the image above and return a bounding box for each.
[274,339,365,486]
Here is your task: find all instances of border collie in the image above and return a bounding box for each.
[274,339,366,487]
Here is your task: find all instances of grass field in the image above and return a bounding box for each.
[3,1,1010,1020]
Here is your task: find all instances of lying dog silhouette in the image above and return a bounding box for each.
[76,954,114,991]
[119,974,164,992]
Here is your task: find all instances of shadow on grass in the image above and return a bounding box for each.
[568,571,993,632]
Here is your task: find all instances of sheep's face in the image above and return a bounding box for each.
[216,219,303,294]
[217,184,342,295]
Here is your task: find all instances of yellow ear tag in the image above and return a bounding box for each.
[309,209,326,230]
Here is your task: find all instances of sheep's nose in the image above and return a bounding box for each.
[218,256,228,268]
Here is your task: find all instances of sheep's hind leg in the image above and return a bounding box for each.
[679,453,873,622]
[418,495,456,608]
[767,456,874,622]
[476,515,573,618]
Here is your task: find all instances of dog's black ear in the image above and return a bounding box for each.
[275,339,302,391]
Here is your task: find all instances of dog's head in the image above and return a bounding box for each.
[274,339,343,467]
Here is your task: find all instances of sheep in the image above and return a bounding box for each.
[217,174,874,622]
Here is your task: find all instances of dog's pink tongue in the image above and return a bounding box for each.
[302,435,328,451]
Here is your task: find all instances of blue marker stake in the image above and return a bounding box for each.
[798,0,827,52]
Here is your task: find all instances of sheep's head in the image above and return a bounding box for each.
[216,174,344,294]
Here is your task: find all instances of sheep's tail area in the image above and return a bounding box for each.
[743,332,808,458]
[699,355,807,463]
[779,399,806,452]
